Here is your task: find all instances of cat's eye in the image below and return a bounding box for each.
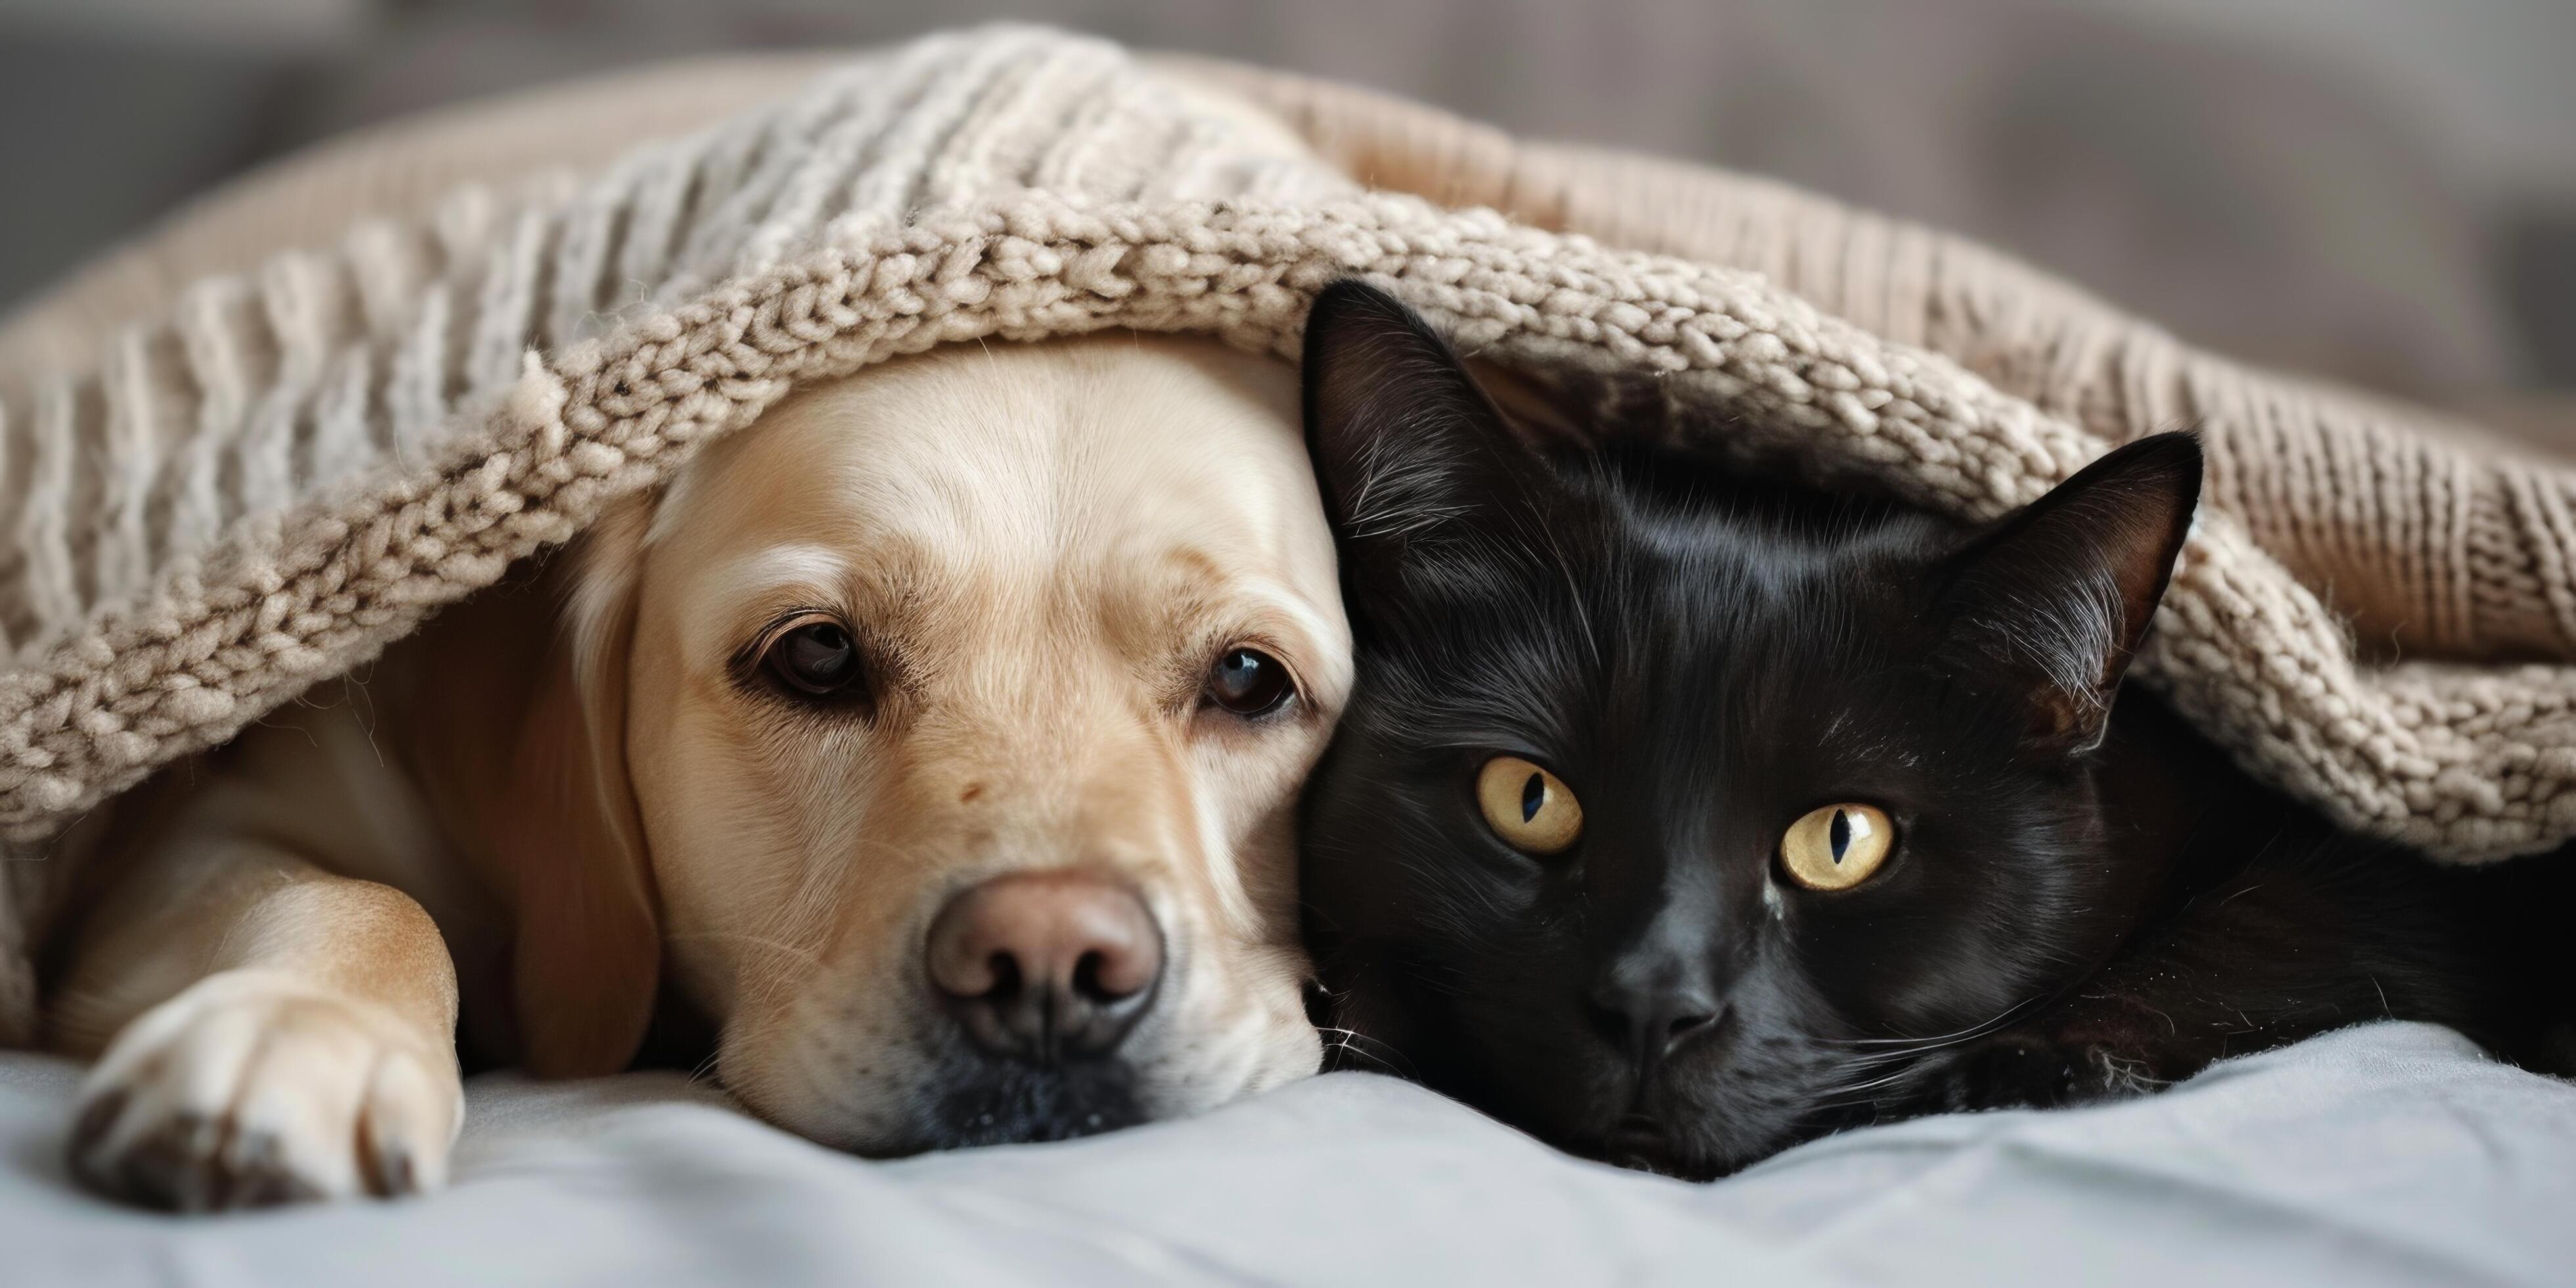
[762,619,864,699]
[1779,803,1895,890]
[1476,756,1583,856]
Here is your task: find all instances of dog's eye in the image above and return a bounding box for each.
[1779,803,1896,890]
[1206,647,1295,716]
[763,620,863,698]
[1477,756,1582,856]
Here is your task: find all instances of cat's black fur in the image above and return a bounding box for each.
[1295,281,2573,1178]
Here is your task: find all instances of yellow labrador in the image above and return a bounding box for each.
[41,335,1350,1210]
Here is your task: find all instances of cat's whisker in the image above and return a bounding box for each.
[1314,1025,1419,1078]
[1814,996,2048,1053]
[1794,998,2060,1110]
[1813,1062,1940,1101]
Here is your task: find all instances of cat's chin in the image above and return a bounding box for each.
[1570,1117,1732,1182]
[1603,1142,1703,1181]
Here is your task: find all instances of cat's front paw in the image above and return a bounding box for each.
[1933,1040,2085,1111]
[1929,1038,2167,1113]
[69,971,462,1210]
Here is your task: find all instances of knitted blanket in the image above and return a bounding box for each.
[2,25,2573,1034]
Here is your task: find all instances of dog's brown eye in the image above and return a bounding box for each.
[764,621,862,697]
[1207,647,1294,716]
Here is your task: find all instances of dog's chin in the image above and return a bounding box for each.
[912,1057,1151,1151]
[722,1004,1321,1159]
[729,1059,1148,1157]
[726,1044,1152,1157]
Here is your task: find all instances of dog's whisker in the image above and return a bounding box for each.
[666,930,827,967]
[684,1047,724,1089]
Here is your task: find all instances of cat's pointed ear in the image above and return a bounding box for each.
[1302,280,1550,605]
[1932,433,2202,752]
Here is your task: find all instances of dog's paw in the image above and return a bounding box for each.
[68,971,462,1211]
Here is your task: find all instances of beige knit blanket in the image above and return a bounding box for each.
[1,26,2572,1030]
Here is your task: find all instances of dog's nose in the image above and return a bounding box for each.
[926,871,1163,1062]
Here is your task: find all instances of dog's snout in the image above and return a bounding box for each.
[927,872,1163,1062]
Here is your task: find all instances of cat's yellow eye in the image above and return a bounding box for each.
[1780,804,1895,890]
[1477,756,1583,856]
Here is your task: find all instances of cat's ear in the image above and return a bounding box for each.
[1301,279,1552,605]
[1931,433,2202,752]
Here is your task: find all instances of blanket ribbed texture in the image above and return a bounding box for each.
[0,29,2571,1034]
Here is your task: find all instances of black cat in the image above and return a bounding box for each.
[1295,280,2571,1178]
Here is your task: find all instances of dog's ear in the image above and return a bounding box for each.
[1931,433,2203,753]
[500,497,661,1078]
[1301,280,1556,618]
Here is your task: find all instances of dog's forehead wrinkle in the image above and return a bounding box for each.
[664,341,1325,664]
[689,543,856,621]
[660,359,1056,563]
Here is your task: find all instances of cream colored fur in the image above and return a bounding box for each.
[44,335,1347,1208]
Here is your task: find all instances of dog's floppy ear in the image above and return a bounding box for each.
[1301,280,1555,617]
[1931,433,2203,753]
[500,497,661,1078]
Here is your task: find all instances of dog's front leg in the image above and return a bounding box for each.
[49,830,463,1210]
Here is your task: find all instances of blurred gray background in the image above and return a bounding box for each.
[0,0,2568,427]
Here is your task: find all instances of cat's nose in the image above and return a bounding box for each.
[1589,971,1723,1069]
[926,871,1163,1063]
[1592,896,1731,1069]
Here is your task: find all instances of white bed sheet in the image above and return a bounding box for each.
[1,1021,2567,1287]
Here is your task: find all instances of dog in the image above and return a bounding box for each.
[39,334,1351,1210]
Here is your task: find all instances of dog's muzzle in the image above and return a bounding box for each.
[919,871,1164,1145]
